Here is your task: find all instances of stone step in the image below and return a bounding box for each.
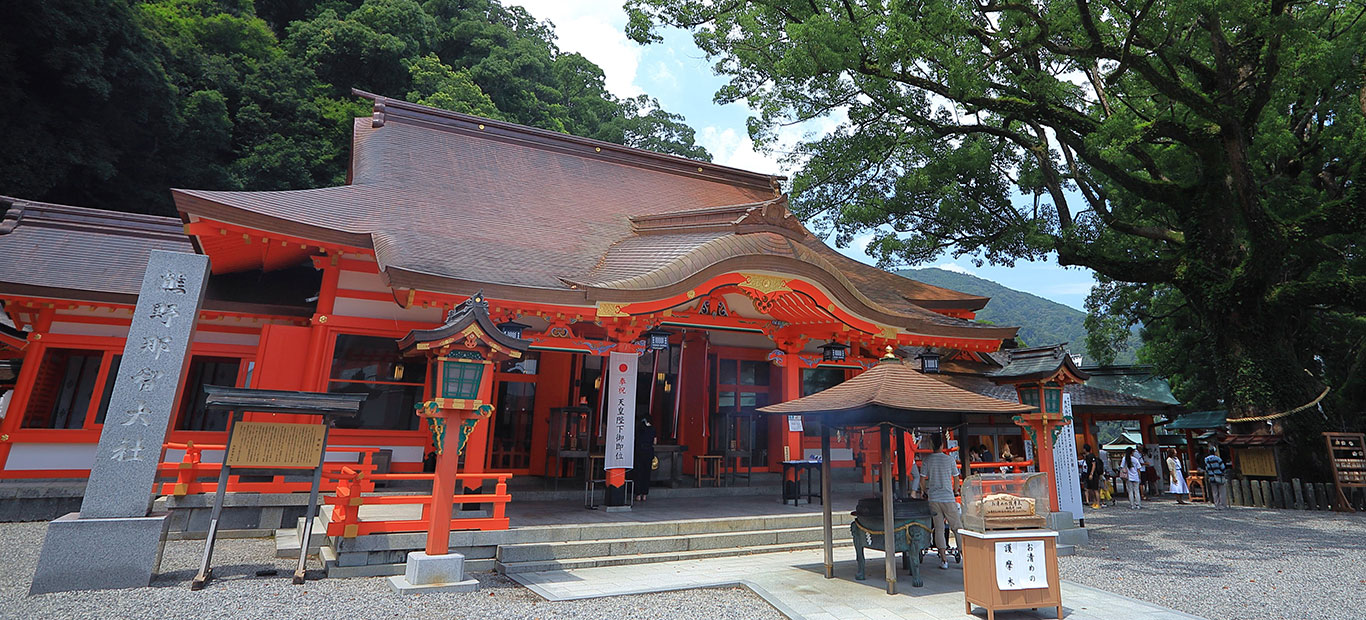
[497,538,854,574]
[326,510,854,552]
[496,525,834,563]
[273,516,326,558]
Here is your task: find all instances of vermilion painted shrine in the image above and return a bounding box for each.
[0,93,1182,512]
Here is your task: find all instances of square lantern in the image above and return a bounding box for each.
[497,320,530,340]
[917,350,941,373]
[439,356,486,399]
[644,327,671,351]
[819,340,848,362]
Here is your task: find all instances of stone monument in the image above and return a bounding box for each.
[31,250,210,594]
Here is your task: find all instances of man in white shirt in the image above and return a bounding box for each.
[920,433,961,569]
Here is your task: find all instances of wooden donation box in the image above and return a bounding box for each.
[959,473,1060,619]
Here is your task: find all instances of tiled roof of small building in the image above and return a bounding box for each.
[0,196,191,302]
[986,344,1090,383]
[760,357,1034,419]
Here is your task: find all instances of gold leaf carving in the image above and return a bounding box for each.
[596,302,628,317]
[739,273,791,295]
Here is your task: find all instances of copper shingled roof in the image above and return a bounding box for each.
[0,196,192,302]
[172,93,1008,339]
[759,357,1035,426]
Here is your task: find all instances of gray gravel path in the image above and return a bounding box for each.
[0,521,782,620]
[1059,498,1366,620]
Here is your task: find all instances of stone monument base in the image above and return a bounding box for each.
[1046,510,1089,550]
[387,551,479,594]
[30,512,170,595]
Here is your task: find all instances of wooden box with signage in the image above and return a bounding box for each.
[1324,432,1366,513]
[961,529,1061,620]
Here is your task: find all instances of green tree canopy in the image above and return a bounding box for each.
[0,0,710,215]
[627,0,1366,444]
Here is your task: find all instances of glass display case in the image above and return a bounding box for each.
[961,472,1050,532]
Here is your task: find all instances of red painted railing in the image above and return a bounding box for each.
[155,441,382,496]
[322,467,511,538]
[968,460,1035,474]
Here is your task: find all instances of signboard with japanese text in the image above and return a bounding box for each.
[1053,392,1085,519]
[224,422,327,469]
[787,415,803,432]
[605,351,637,470]
[995,539,1049,590]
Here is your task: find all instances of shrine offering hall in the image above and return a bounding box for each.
[0,94,1179,499]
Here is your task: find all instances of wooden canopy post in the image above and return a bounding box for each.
[821,417,833,579]
[880,424,897,595]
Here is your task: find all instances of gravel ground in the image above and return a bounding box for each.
[0,521,782,620]
[1059,497,1366,620]
[1,500,1361,620]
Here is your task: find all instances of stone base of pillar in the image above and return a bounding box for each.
[30,511,170,595]
[387,551,479,594]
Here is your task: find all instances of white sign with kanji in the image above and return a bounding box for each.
[605,351,638,470]
[995,539,1048,590]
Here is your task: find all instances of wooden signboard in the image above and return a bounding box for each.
[1238,447,1278,478]
[1324,432,1365,513]
[224,422,327,469]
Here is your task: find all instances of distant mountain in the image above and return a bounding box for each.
[899,267,1136,363]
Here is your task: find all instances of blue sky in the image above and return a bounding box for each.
[510,2,1097,311]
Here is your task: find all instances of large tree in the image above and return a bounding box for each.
[0,0,710,215]
[627,0,1366,427]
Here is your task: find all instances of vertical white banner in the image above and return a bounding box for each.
[1053,392,1085,519]
[605,351,637,470]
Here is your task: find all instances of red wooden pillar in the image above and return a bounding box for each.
[678,332,709,465]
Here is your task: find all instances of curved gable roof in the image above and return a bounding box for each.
[173,94,1008,338]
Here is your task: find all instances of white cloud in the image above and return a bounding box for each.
[510,1,643,98]
[649,61,677,89]
[931,262,976,275]
[697,126,783,175]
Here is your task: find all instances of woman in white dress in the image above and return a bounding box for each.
[1166,448,1190,504]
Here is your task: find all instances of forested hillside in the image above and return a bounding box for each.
[0,0,708,216]
[902,268,1137,364]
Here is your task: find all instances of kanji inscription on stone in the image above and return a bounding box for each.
[80,250,210,520]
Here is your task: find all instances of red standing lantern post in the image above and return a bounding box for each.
[392,292,529,592]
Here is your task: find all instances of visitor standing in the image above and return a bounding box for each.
[1166,448,1190,504]
[921,433,961,570]
[1204,445,1228,509]
[1082,444,1103,508]
[1122,447,1143,509]
[632,416,656,502]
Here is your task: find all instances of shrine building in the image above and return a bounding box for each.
[0,93,1177,489]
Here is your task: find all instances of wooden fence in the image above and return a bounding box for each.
[1194,474,1366,511]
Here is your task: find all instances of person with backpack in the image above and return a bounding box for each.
[1204,445,1228,509]
[1122,446,1143,509]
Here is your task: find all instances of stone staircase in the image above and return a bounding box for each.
[277,510,857,577]
[495,512,855,574]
